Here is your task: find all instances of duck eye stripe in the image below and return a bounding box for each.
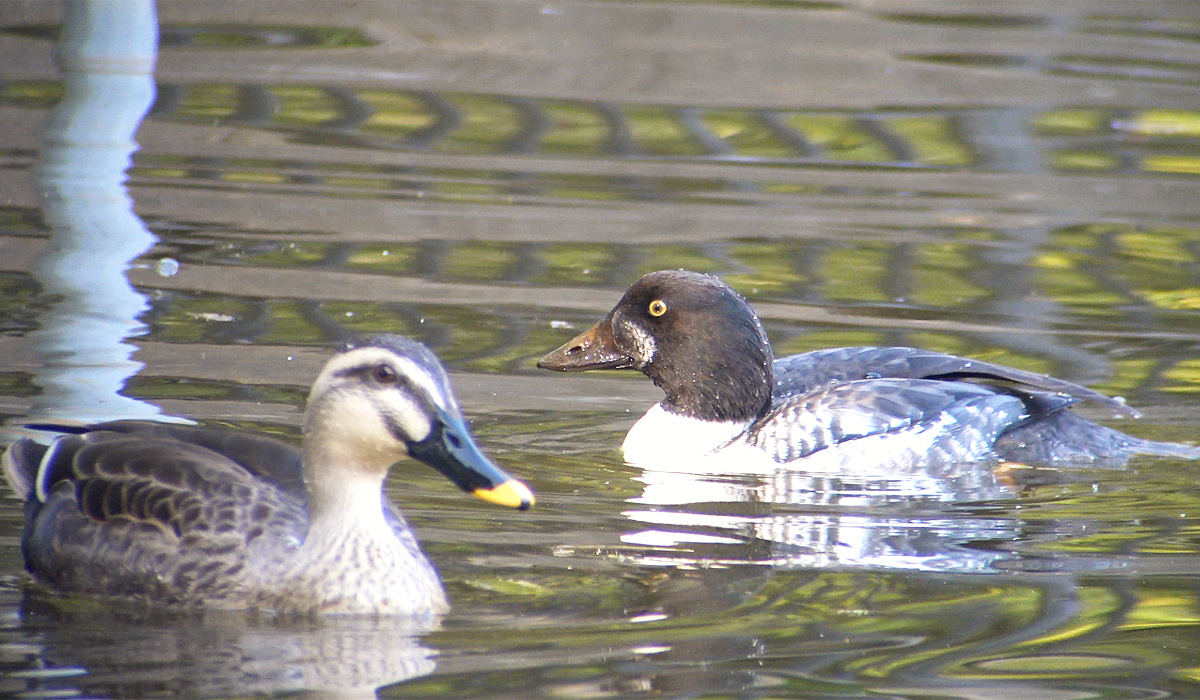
[327,347,451,411]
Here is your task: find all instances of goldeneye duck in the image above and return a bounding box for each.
[538,269,1199,470]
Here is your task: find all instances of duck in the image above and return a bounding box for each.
[539,269,1199,471]
[2,334,533,615]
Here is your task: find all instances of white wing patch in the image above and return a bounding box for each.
[34,437,67,504]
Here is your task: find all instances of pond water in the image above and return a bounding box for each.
[2,1,1200,698]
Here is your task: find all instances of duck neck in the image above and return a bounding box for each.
[650,347,773,423]
[301,424,394,534]
[623,403,752,462]
[287,442,444,615]
[283,405,445,614]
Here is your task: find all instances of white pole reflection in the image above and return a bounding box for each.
[28,0,163,423]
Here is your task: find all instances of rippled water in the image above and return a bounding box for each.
[2,1,1200,698]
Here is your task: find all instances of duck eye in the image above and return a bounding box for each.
[372,364,398,384]
[647,299,668,317]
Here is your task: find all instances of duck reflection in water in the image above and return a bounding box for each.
[16,599,440,699]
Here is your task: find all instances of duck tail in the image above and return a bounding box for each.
[996,410,1200,466]
[1125,436,1200,460]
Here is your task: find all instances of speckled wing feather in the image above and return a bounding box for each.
[82,420,308,499]
[772,347,1138,417]
[19,428,311,605]
[747,378,1038,464]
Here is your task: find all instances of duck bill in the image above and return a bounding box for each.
[408,411,533,510]
[537,318,634,371]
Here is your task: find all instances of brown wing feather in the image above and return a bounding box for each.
[20,429,309,605]
[86,420,307,500]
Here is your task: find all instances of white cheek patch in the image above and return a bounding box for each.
[623,322,657,367]
[316,390,397,448]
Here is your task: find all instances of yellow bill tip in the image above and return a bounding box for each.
[473,479,534,511]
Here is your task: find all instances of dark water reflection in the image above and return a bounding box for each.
[3,1,1200,698]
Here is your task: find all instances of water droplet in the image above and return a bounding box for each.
[155,257,180,277]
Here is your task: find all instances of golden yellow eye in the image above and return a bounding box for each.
[648,299,667,317]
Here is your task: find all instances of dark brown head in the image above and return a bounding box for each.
[538,270,774,422]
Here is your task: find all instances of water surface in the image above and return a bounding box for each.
[2,1,1200,698]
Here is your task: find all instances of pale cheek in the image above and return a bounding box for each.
[316,393,423,465]
[623,323,657,367]
[350,393,433,449]
[389,396,433,444]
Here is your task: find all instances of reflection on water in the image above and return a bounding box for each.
[14,599,436,699]
[22,0,162,426]
[2,0,1200,698]
[4,4,440,698]
[623,462,1021,574]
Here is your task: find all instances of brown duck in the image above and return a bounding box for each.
[3,335,533,614]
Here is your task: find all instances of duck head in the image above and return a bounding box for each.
[539,270,774,423]
[305,335,533,512]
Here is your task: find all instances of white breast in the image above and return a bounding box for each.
[621,403,752,467]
